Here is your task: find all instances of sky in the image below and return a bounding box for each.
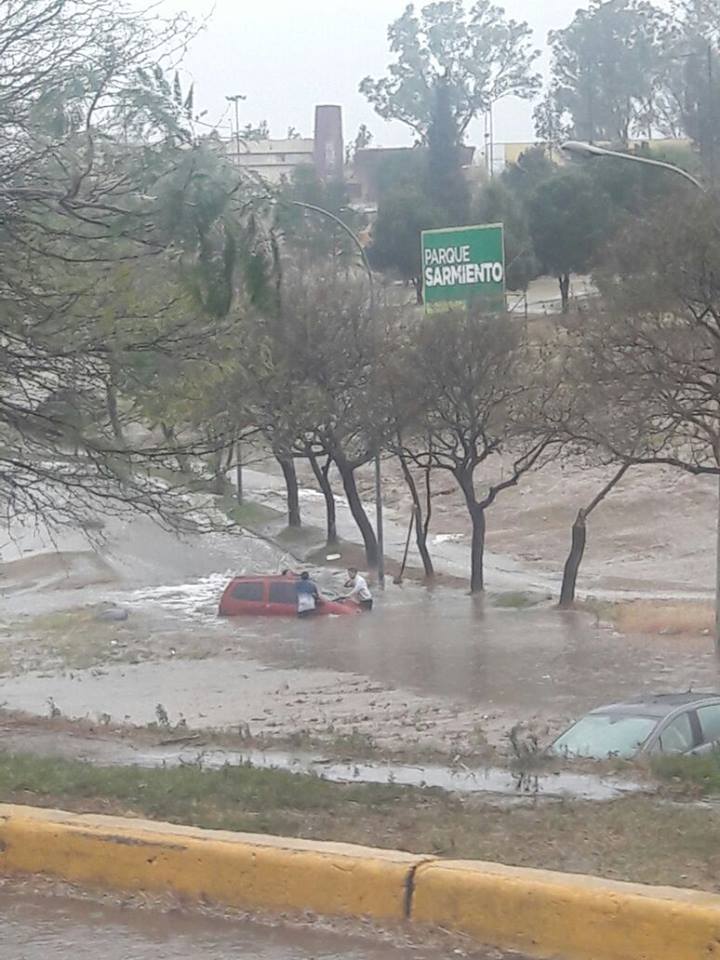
[159,0,590,148]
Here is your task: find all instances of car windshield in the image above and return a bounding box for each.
[551,713,657,759]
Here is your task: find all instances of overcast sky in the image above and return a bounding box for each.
[162,0,589,147]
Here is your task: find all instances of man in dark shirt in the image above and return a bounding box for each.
[296,571,320,617]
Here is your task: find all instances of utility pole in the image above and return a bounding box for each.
[226,93,246,166]
[708,43,716,189]
[226,94,246,504]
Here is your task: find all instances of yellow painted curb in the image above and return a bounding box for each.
[0,804,423,921]
[412,859,720,960]
[3,803,720,960]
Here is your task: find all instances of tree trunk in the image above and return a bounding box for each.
[559,463,629,608]
[235,439,243,504]
[209,446,226,495]
[106,367,124,443]
[278,455,301,528]
[335,454,378,567]
[161,422,189,472]
[559,273,570,314]
[469,505,486,593]
[560,509,587,608]
[308,451,337,546]
[412,276,424,305]
[455,469,485,592]
[397,452,434,578]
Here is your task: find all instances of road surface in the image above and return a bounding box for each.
[0,884,519,959]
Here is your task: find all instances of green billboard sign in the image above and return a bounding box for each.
[422,223,505,310]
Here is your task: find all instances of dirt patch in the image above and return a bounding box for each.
[606,600,715,637]
[0,551,118,591]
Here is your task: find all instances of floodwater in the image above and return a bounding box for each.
[0,885,516,959]
[2,577,719,753]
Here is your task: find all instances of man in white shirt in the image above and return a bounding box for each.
[344,567,373,611]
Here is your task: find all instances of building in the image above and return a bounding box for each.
[350,145,476,207]
[224,105,344,185]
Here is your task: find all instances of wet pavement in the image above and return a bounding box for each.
[0,885,518,959]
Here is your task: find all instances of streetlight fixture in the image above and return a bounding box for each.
[561,140,705,191]
[225,93,247,165]
[562,139,720,649]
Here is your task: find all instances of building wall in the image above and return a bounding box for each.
[224,138,315,184]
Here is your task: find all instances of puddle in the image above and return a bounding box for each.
[130,746,643,801]
[0,727,644,801]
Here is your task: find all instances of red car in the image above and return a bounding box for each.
[218,574,360,618]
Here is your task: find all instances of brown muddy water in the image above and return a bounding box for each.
[0,883,519,959]
[3,578,718,749]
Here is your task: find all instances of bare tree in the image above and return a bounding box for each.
[569,191,720,643]
[396,310,558,593]
[559,462,630,607]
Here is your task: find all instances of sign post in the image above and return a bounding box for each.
[421,223,505,311]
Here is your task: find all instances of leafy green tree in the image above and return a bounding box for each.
[275,166,364,267]
[369,79,473,302]
[425,77,469,223]
[545,0,671,144]
[360,1,540,142]
[528,171,611,312]
[369,185,441,302]
[475,181,539,293]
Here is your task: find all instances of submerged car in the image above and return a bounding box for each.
[218,574,360,618]
[549,692,720,760]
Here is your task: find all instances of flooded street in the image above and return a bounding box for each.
[2,577,718,755]
[1,488,719,759]
[0,883,517,959]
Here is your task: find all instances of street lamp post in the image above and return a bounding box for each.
[278,198,385,590]
[562,140,720,649]
[226,94,247,503]
[225,94,246,166]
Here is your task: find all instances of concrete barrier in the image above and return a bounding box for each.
[2,803,720,960]
[0,804,424,921]
[412,859,720,960]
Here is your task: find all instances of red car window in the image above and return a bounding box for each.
[231,581,264,602]
[268,581,297,605]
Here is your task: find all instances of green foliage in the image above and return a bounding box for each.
[475,180,539,292]
[652,751,720,794]
[425,78,470,223]
[368,79,475,297]
[241,119,270,141]
[545,0,672,143]
[275,166,364,267]
[360,0,540,141]
[369,184,442,297]
[528,170,612,280]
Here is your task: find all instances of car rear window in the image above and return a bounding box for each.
[268,582,297,605]
[231,581,264,602]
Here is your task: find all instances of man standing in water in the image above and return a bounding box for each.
[296,570,320,618]
[344,567,373,611]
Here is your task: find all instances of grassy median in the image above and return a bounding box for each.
[0,750,719,892]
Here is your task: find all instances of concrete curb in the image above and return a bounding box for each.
[2,804,720,959]
[0,805,425,921]
[412,859,720,960]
